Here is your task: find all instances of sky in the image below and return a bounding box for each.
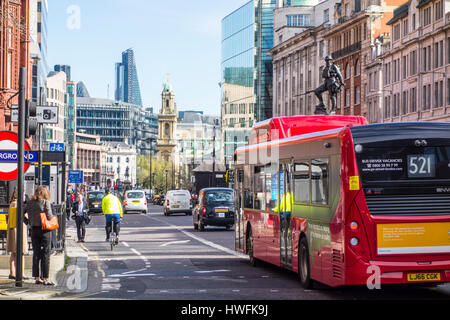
[47,0,248,116]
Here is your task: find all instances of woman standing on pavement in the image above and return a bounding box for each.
[25,186,55,286]
[6,189,29,280]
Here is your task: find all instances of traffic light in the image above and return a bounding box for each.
[25,100,38,138]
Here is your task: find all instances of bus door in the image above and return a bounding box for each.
[280,163,293,269]
[235,169,244,252]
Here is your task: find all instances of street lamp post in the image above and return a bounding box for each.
[165,169,169,194]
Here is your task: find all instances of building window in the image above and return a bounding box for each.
[435,0,443,20]
[324,9,329,23]
[355,59,360,76]
[355,86,361,105]
[385,96,391,119]
[423,6,431,26]
[287,15,311,27]
[410,87,417,112]
[402,91,408,114]
[393,24,401,41]
[448,79,450,106]
[345,89,350,107]
[402,56,407,80]
[345,64,350,79]
[412,14,416,30]
[402,19,408,37]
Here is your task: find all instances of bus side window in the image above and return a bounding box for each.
[254,166,265,211]
[293,162,310,203]
[311,159,329,205]
[244,190,253,209]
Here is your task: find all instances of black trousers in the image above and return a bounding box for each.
[75,216,86,241]
[31,227,51,279]
[105,221,120,238]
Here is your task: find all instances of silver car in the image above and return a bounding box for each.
[124,190,148,214]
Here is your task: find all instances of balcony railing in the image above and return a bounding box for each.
[332,41,362,60]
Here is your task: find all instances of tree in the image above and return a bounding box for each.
[136,156,174,193]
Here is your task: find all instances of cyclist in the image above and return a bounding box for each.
[102,188,123,244]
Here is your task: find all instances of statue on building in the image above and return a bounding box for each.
[314,56,344,115]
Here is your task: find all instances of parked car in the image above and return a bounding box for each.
[164,190,192,216]
[87,191,105,215]
[193,188,234,231]
[123,190,148,214]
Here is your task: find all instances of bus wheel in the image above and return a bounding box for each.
[247,228,258,267]
[299,237,314,289]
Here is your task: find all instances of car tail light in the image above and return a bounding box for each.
[190,199,193,206]
[167,200,170,206]
[124,200,128,206]
[202,207,207,216]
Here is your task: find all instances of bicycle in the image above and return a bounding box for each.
[110,220,118,251]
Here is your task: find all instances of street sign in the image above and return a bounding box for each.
[49,143,65,152]
[0,151,38,163]
[69,170,83,184]
[37,105,58,124]
[11,105,18,123]
[0,132,32,181]
[35,165,51,186]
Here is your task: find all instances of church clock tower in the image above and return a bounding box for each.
[157,75,177,163]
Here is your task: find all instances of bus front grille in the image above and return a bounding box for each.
[365,194,450,216]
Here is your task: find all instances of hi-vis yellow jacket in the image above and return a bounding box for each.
[102,194,123,217]
[274,192,294,213]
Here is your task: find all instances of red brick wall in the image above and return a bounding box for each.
[0,0,31,132]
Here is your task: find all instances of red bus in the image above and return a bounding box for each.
[234,116,450,288]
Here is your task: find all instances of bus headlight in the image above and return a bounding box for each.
[350,222,359,230]
[350,237,359,246]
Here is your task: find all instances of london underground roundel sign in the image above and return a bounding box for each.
[0,131,31,181]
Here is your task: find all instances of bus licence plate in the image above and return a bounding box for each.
[407,273,440,282]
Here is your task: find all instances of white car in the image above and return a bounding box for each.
[164,190,192,216]
[124,190,148,214]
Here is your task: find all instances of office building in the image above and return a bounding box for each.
[30,0,49,105]
[45,71,67,148]
[221,0,276,167]
[101,141,137,188]
[381,0,450,123]
[76,97,158,154]
[75,133,102,186]
[54,64,71,82]
[77,81,90,98]
[66,81,77,169]
[115,48,143,106]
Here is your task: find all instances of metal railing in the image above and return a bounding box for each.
[0,203,66,255]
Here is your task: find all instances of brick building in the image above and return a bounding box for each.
[0,0,32,131]
[381,0,450,123]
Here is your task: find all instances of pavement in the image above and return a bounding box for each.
[0,224,88,300]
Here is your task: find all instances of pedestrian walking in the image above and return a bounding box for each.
[72,193,89,243]
[6,189,29,280]
[25,186,55,286]
[66,190,74,221]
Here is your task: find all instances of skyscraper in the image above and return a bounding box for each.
[30,0,49,105]
[220,0,276,167]
[54,64,71,82]
[115,48,143,106]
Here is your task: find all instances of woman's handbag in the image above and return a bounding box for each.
[40,201,59,231]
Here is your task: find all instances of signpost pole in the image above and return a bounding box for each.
[38,123,42,185]
[16,68,26,288]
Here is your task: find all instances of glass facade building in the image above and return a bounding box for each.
[66,82,77,169]
[115,49,143,106]
[221,0,276,166]
[31,0,49,105]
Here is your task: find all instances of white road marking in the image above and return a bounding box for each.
[160,240,191,247]
[195,270,231,274]
[109,273,156,278]
[122,242,130,247]
[121,268,147,275]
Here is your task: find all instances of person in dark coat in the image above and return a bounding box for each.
[24,186,54,286]
[66,190,74,221]
[72,193,89,243]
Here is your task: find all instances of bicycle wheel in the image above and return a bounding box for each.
[110,221,115,251]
